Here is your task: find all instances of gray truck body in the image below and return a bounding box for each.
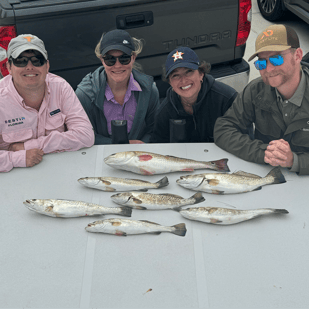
[0,0,251,96]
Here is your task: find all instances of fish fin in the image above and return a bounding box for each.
[266,167,286,184]
[181,168,194,171]
[138,154,153,161]
[140,220,161,225]
[207,179,220,186]
[210,218,222,224]
[115,230,127,236]
[191,192,205,204]
[132,206,147,210]
[45,206,54,212]
[253,186,262,191]
[150,232,162,235]
[132,198,143,204]
[233,171,262,178]
[137,189,148,192]
[101,180,112,185]
[171,223,187,237]
[210,158,230,172]
[105,187,116,192]
[272,209,289,214]
[118,206,132,217]
[141,169,154,176]
[212,190,224,195]
[156,176,169,188]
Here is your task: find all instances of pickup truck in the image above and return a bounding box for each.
[0,0,252,97]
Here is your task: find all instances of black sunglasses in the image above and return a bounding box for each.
[10,56,47,67]
[102,54,132,66]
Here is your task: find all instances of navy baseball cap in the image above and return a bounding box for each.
[100,29,135,56]
[165,46,200,78]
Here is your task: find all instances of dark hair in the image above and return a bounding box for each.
[162,60,211,82]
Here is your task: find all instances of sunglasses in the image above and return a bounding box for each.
[253,48,295,71]
[102,54,131,66]
[10,56,47,67]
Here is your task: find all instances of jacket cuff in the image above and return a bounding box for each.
[24,139,39,150]
[12,150,27,168]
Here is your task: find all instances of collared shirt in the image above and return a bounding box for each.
[103,73,142,135]
[275,70,306,172]
[0,73,94,172]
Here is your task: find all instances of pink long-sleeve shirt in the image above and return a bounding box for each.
[0,73,94,172]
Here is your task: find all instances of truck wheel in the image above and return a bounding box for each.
[257,0,286,21]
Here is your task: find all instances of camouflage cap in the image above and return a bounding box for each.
[7,34,48,60]
[248,24,299,61]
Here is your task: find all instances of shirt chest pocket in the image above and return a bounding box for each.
[2,128,34,144]
[45,113,66,135]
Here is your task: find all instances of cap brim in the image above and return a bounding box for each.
[101,45,133,56]
[248,45,291,61]
[166,62,199,78]
[10,45,48,60]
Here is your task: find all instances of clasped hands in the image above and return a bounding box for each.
[264,139,293,168]
[9,142,44,168]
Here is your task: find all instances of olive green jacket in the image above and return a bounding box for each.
[214,66,309,175]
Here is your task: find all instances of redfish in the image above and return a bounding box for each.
[104,151,229,175]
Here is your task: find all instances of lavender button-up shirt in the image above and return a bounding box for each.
[104,74,142,135]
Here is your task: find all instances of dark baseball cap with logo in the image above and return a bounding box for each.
[165,46,200,78]
[248,24,300,61]
[100,29,135,56]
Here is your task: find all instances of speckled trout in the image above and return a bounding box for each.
[110,191,205,210]
[174,206,289,225]
[85,218,187,236]
[78,176,169,192]
[104,151,230,175]
[23,199,132,218]
[176,167,286,194]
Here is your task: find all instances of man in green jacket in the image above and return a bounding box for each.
[214,24,309,175]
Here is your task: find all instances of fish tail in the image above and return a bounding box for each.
[272,208,289,214]
[119,206,133,217]
[192,192,205,204]
[156,176,169,188]
[266,167,286,184]
[172,206,182,212]
[211,158,230,172]
[171,223,187,237]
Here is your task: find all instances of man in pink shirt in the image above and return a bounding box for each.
[0,34,94,172]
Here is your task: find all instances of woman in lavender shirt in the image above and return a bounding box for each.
[76,29,159,144]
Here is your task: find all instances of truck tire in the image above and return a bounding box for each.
[257,0,286,21]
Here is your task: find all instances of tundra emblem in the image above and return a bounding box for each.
[162,31,232,50]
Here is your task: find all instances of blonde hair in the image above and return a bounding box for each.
[95,34,144,71]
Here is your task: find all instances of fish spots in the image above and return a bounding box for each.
[208,179,220,186]
[138,155,153,161]
[208,207,219,214]
[45,206,54,212]
[112,222,122,226]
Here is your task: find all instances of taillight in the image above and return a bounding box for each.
[0,26,17,77]
[236,0,252,46]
